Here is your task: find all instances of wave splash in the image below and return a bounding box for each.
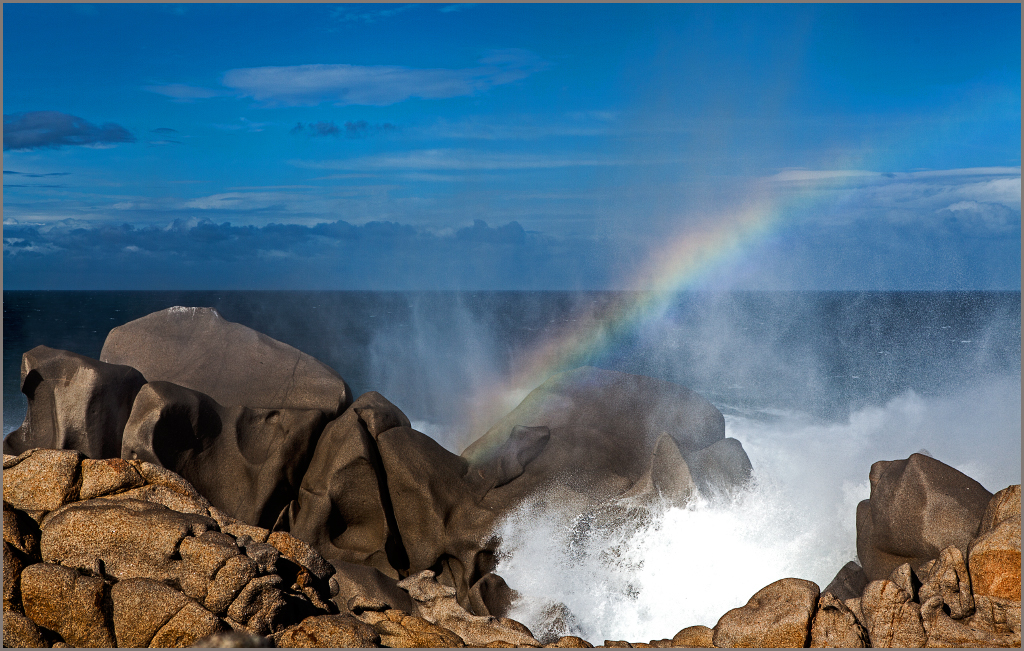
[492,376,1021,644]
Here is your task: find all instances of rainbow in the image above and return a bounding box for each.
[461,183,809,445]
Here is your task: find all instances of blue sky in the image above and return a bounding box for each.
[3,3,1020,290]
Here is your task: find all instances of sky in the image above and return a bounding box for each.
[3,3,1020,290]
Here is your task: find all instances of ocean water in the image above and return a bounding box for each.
[3,290,1021,641]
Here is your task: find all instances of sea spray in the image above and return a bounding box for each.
[493,468,858,643]
[491,376,1021,643]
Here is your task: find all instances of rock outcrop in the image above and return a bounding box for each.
[3,308,1019,649]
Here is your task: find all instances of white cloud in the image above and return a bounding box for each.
[290,148,627,171]
[772,166,1021,233]
[222,52,544,106]
[142,83,223,100]
[330,3,418,23]
[146,51,547,108]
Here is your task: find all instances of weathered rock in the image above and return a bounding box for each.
[821,560,868,602]
[978,484,1021,535]
[2,609,49,648]
[79,457,147,499]
[110,577,196,647]
[469,572,519,619]
[19,562,116,648]
[40,497,217,585]
[463,367,742,510]
[670,625,714,647]
[368,609,467,647]
[397,569,540,647]
[856,453,993,581]
[967,595,1021,637]
[286,392,409,578]
[331,558,415,614]
[712,578,819,648]
[274,613,381,648]
[682,437,753,499]
[3,541,25,612]
[152,599,230,647]
[921,595,1020,648]
[204,553,258,615]
[809,592,868,648]
[968,485,1021,601]
[100,306,352,415]
[2,346,147,458]
[859,578,927,648]
[3,448,83,513]
[374,423,499,612]
[267,530,332,581]
[121,380,329,529]
[191,630,275,647]
[919,545,974,619]
[227,574,288,634]
[544,635,595,648]
[3,500,42,560]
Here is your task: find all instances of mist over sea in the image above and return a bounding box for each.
[4,290,1021,641]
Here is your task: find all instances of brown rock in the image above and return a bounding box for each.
[40,498,217,584]
[177,530,246,604]
[2,609,49,648]
[2,448,83,512]
[977,484,1021,536]
[603,641,632,648]
[110,577,191,648]
[190,630,274,647]
[821,561,868,602]
[373,613,466,647]
[100,306,352,416]
[544,635,594,648]
[670,625,714,647]
[78,456,147,500]
[397,569,540,647]
[809,592,868,648]
[3,541,25,611]
[274,613,381,648]
[19,562,115,648]
[967,595,1021,637]
[121,380,328,530]
[209,505,272,543]
[226,574,288,634]
[3,500,42,559]
[859,578,927,648]
[286,392,408,578]
[150,599,229,647]
[102,482,212,516]
[712,577,819,648]
[856,454,993,581]
[919,545,974,619]
[921,595,1020,648]
[206,553,260,614]
[268,530,333,581]
[330,558,415,614]
[2,346,146,459]
[968,509,1021,601]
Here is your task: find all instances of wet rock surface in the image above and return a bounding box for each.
[3,308,1020,648]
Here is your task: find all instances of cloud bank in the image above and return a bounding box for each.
[3,112,135,150]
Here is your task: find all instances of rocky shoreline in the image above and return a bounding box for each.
[3,307,1020,648]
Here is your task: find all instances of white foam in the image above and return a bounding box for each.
[492,376,1021,643]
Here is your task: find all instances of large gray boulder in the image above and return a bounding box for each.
[121,381,330,529]
[856,453,993,581]
[2,346,146,458]
[462,366,750,510]
[100,306,352,417]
